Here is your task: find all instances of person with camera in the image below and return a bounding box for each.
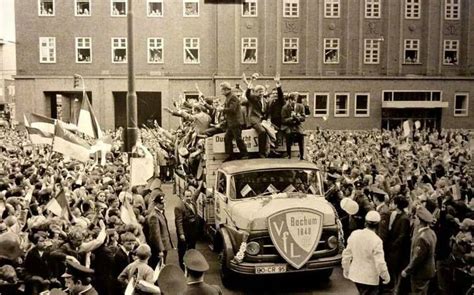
[281,92,305,160]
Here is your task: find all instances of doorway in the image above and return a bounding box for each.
[113,92,162,129]
[381,108,442,131]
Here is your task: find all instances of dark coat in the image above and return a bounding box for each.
[91,244,116,295]
[267,86,284,127]
[376,203,390,245]
[404,227,437,280]
[184,282,223,295]
[244,88,267,126]
[222,93,244,128]
[146,209,173,254]
[174,199,200,242]
[23,247,53,294]
[386,211,411,273]
[281,102,305,134]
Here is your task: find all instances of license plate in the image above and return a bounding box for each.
[255,264,287,274]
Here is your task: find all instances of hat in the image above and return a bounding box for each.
[365,211,381,223]
[219,82,232,90]
[340,198,359,215]
[158,265,186,295]
[183,249,209,272]
[150,190,165,204]
[416,206,434,223]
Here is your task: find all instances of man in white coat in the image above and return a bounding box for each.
[342,210,390,295]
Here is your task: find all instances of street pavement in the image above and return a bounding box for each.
[162,184,358,294]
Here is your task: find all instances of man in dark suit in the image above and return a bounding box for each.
[244,84,268,158]
[266,74,285,129]
[281,92,305,159]
[372,187,390,245]
[112,232,136,294]
[146,190,173,267]
[175,187,201,270]
[385,196,411,294]
[218,82,248,161]
[183,249,222,295]
[402,206,437,295]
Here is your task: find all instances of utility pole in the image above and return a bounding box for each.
[125,0,138,153]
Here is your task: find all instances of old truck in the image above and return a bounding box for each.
[175,130,343,287]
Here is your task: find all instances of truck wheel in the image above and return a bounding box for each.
[220,247,236,288]
[318,269,333,281]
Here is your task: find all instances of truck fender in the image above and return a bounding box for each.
[219,227,235,268]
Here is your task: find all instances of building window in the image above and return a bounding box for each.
[283,0,299,18]
[324,38,339,64]
[184,38,200,64]
[443,40,459,65]
[112,38,127,63]
[365,0,381,18]
[364,39,380,64]
[314,93,329,117]
[405,0,421,19]
[242,38,257,64]
[404,39,420,64]
[242,0,257,17]
[75,0,91,16]
[148,38,163,63]
[38,0,54,16]
[324,0,340,18]
[39,37,56,63]
[283,38,299,63]
[76,37,92,63]
[334,93,349,117]
[147,0,163,17]
[355,93,370,117]
[383,91,442,102]
[454,93,468,116]
[111,0,127,16]
[445,0,460,20]
[184,0,199,17]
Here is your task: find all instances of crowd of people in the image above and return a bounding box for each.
[0,72,472,295]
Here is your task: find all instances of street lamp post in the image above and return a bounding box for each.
[125,0,138,153]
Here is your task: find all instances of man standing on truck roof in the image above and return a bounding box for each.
[281,92,306,160]
[217,82,248,162]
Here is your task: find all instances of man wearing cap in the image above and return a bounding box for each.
[63,260,98,295]
[342,210,390,295]
[216,82,248,161]
[183,249,222,295]
[401,206,437,295]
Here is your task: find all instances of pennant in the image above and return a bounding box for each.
[283,184,296,193]
[26,126,54,145]
[240,184,253,197]
[53,121,91,162]
[266,184,278,194]
[45,198,62,217]
[77,92,103,139]
[30,113,55,134]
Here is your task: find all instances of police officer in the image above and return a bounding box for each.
[183,249,222,295]
[62,260,98,295]
[342,211,390,295]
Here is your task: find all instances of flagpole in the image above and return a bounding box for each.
[125,0,138,153]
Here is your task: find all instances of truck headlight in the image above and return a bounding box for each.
[246,242,261,255]
[327,236,338,249]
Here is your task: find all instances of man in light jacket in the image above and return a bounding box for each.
[342,210,390,295]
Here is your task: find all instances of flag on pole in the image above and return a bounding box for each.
[53,121,91,162]
[30,113,56,134]
[45,190,70,220]
[77,92,103,139]
[25,126,54,145]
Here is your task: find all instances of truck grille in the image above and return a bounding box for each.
[244,227,339,264]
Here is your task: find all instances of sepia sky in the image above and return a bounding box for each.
[0,0,15,41]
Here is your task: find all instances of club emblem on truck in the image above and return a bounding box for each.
[267,208,324,269]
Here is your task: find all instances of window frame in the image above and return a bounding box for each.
[242,0,258,17]
[183,0,199,17]
[75,37,92,64]
[405,0,421,19]
[323,38,340,64]
[313,93,329,118]
[111,0,127,17]
[365,0,381,19]
[443,40,459,65]
[382,90,443,102]
[334,92,350,117]
[147,0,164,17]
[403,39,420,64]
[354,93,370,117]
[38,0,55,16]
[183,37,200,64]
[75,0,91,17]
[283,0,300,18]
[453,93,469,117]
[111,37,127,64]
[39,37,56,64]
[282,37,299,64]
[147,37,164,64]
[241,37,258,64]
[364,39,380,64]
[324,0,340,18]
[445,0,460,20]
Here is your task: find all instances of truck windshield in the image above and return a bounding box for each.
[230,169,322,199]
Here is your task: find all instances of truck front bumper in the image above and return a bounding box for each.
[229,254,342,275]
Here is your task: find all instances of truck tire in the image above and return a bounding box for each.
[220,246,236,289]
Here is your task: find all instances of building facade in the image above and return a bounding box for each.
[14,0,474,130]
